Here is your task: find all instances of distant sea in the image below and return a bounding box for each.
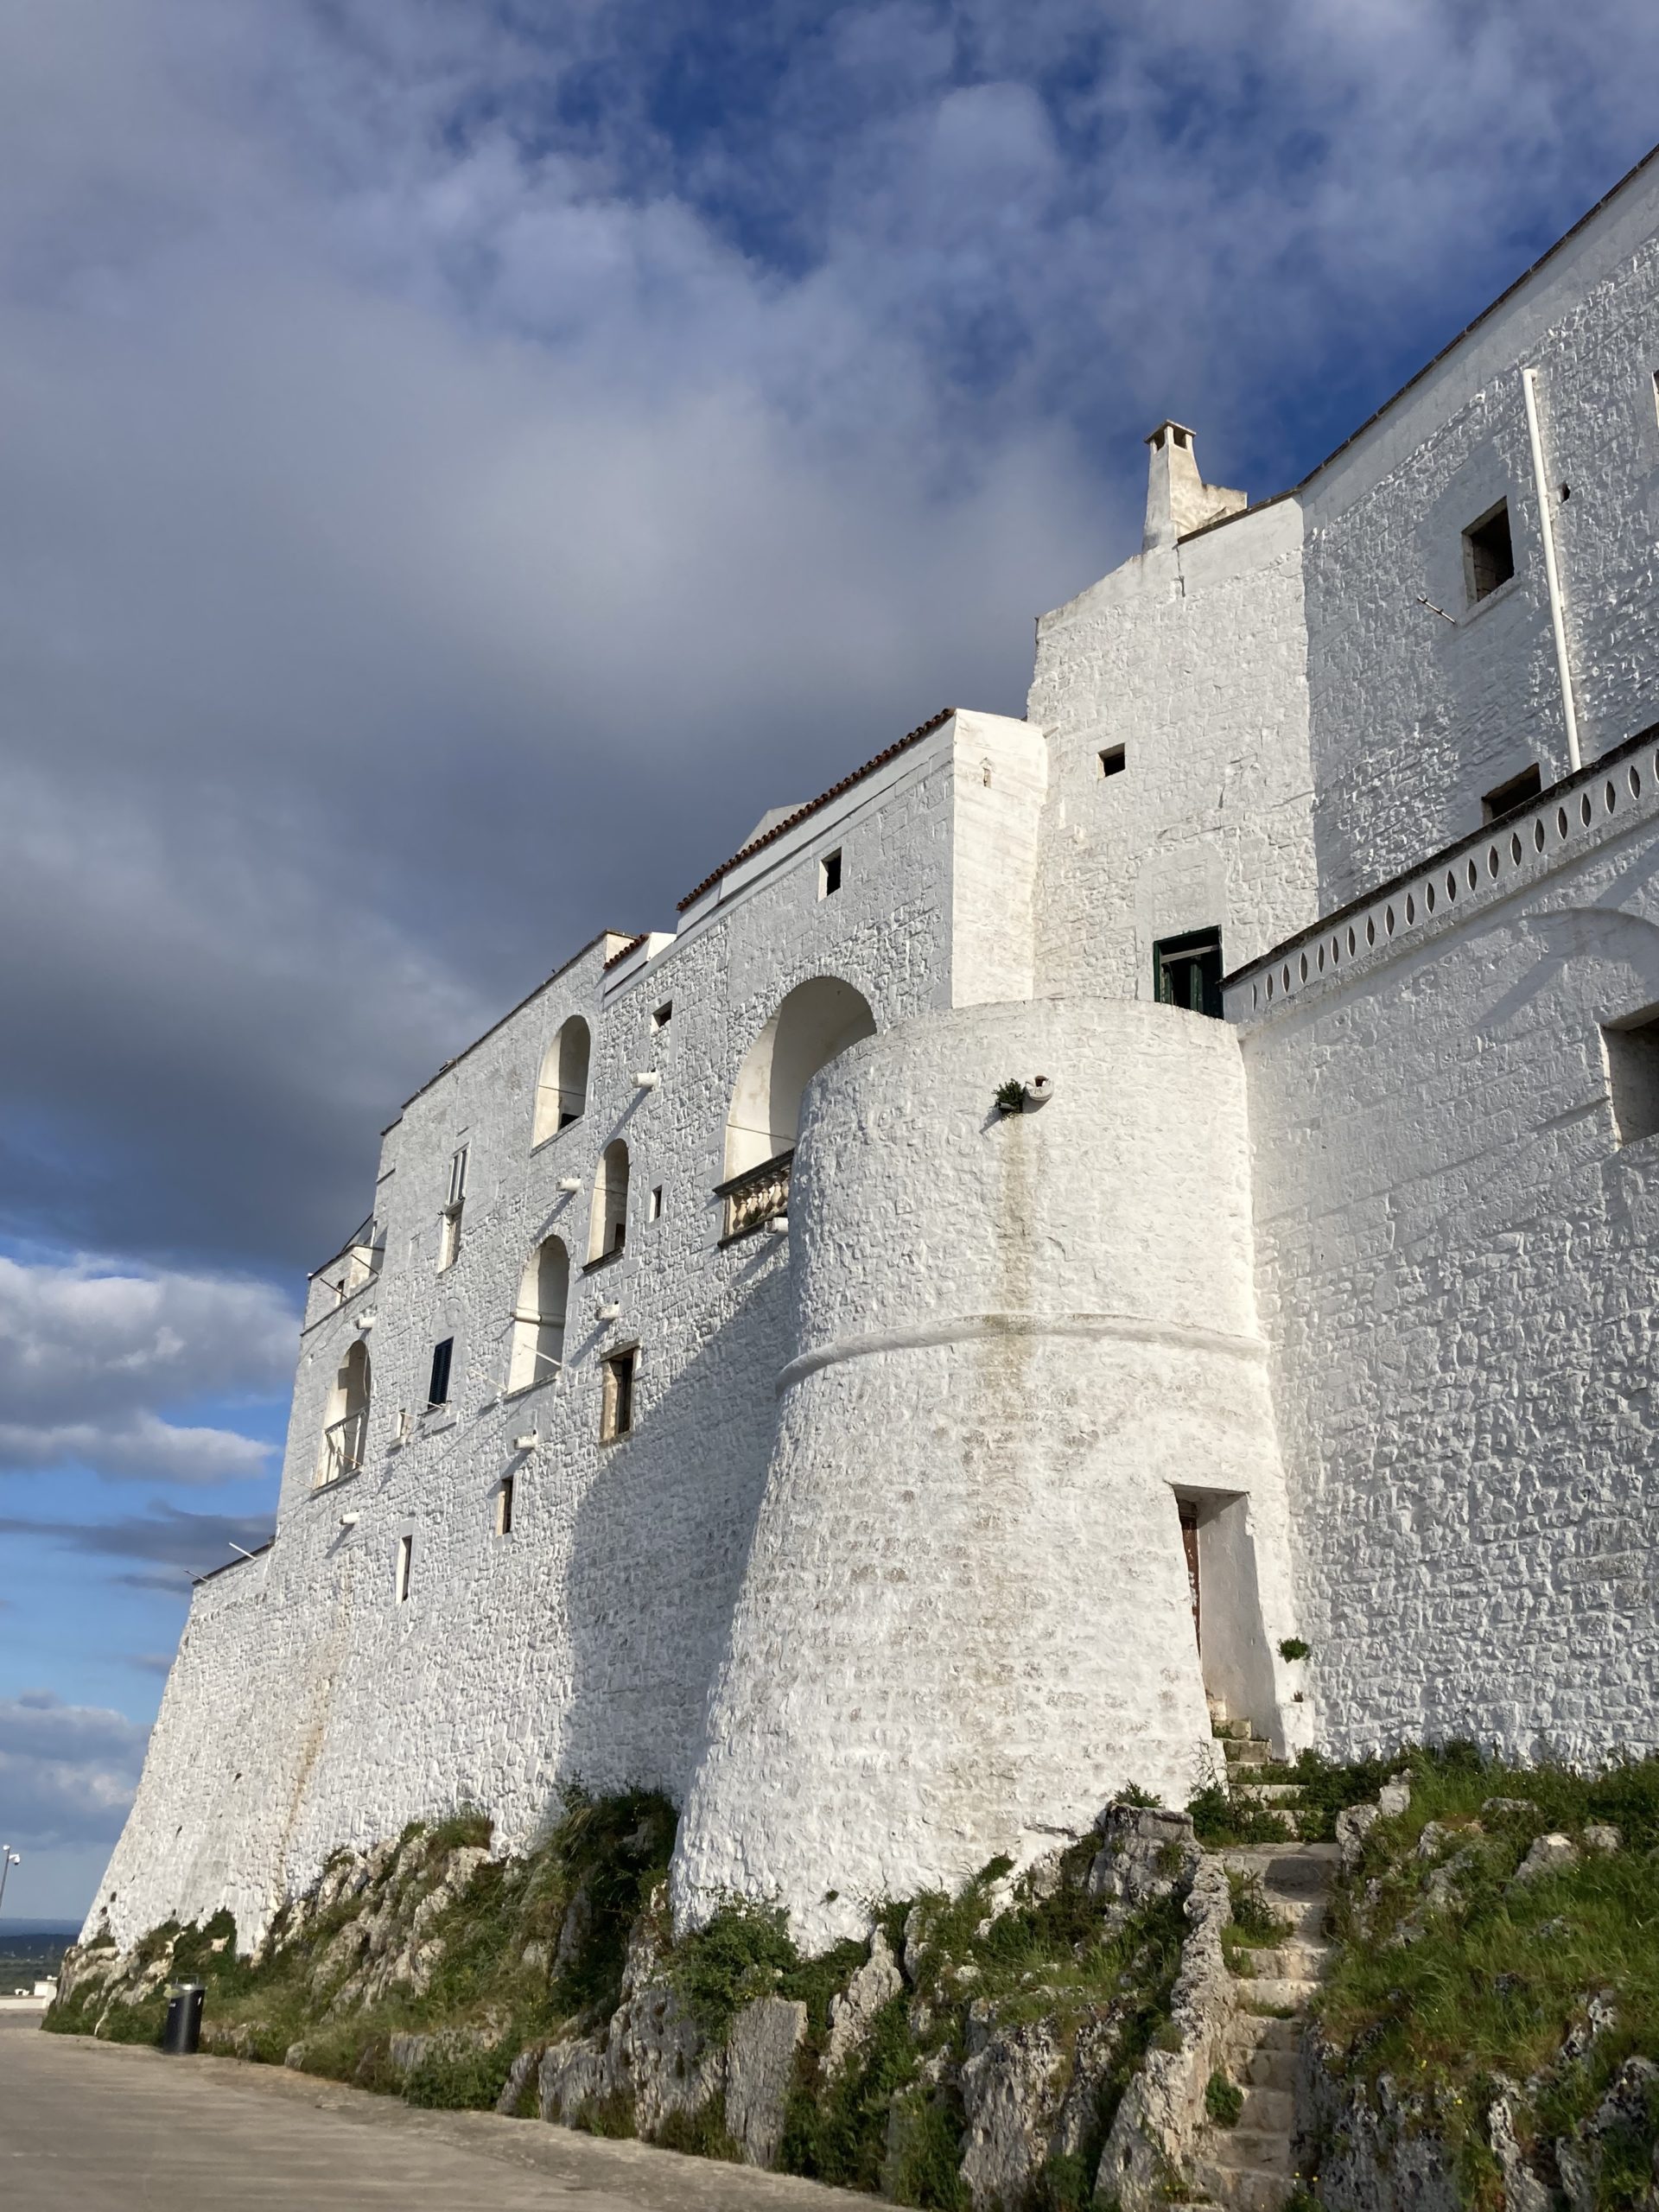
[0,1921,81,1938]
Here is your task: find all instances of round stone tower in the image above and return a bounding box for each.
[671,997,1304,1949]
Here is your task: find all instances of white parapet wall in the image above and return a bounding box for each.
[672,996,1307,1951]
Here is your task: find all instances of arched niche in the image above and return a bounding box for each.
[317,1337,371,1485]
[588,1140,630,1262]
[533,1016,591,1146]
[724,976,877,1180]
[508,1236,569,1391]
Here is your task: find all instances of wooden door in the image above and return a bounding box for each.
[1178,1502,1201,1649]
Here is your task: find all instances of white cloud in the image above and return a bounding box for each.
[0,1690,149,1851]
[0,1255,291,1481]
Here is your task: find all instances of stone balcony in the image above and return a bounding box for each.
[1224,724,1659,1024]
[715,1150,793,1245]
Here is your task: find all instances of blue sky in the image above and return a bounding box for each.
[3,0,1657,1920]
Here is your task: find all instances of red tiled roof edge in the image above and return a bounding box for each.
[602,931,648,971]
[677,707,957,913]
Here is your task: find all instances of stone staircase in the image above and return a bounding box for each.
[1185,1703,1337,2211]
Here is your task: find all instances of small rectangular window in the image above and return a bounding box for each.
[649,1185,663,1221]
[496,1476,514,1537]
[396,1534,413,1603]
[1482,764,1541,823]
[437,1205,462,1271]
[448,1145,469,1205]
[427,1338,454,1408]
[601,1346,638,1441]
[1099,745,1127,778]
[1463,501,1515,602]
[1153,927,1224,1020]
[819,849,842,899]
[1604,1011,1659,1145]
[652,1001,672,1031]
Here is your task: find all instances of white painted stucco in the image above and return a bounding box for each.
[92,149,1659,1952]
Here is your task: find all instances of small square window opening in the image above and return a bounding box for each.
[601,1346,638,1441]
[396,1533,413,1604]
[496,1475,514,1537]
[1481,764,1541,823]
[1099,745,1127,779]
[649,1185,663,1222]
[818,849,842,899]
[427,1337,454,1409]
[652,1001,672,1031]
[1604,1010,1659,1146]
[1463,501,1515,603]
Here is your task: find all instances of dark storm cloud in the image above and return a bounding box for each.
[1,0,1656,1296]
[0,1503,275,1590]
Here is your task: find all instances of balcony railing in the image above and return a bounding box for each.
[306,1217,384,1325]
[715,1150,793,1244]
[318,1408,367,1487]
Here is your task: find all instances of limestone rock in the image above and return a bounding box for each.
[537,2032,611,2122]
[1510,1833,1579,1888]
[725,1997,806,2168]
[1336,1802,1381,1875]
[495,2043,544,2116]
[960,2012,1068,2211]
[1088,1805,1198,1910]
[1487,2075,1554,2212]
[1557,2056,1659,2212]
[1482,1797,1541,1821]
[1377,1775,1413,1819]
[1582,1823,1622,1854]
[824,1928,904,2077]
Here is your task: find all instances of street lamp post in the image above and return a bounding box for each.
[0,1847,19,1919]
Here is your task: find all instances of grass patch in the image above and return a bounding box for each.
[1318,1749,1659,2209]
[1205,2069,1244,2126]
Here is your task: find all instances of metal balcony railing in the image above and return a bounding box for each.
[318,1408,368,1487]
[715,1149,793,1244]
[307,1217,384,1324]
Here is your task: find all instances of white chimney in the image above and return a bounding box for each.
[1142,422,1248,555]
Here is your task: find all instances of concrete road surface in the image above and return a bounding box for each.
[0,2012,870,2211]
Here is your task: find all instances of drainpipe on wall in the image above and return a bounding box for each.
[1521,365,1582,773]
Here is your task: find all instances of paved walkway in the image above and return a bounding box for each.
[0,2012,868,2211]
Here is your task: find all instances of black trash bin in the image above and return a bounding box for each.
[162,1981,205,2056]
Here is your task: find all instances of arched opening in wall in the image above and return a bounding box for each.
[508,1236,569,1390]
[588,1141,630,1262]
[533,1017,591,1145]
[317,1338,371,1487]
[720,976,876,1238]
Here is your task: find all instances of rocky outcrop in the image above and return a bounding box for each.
[823,1927,903,2077]
[726,1999,807,2167]
[1094,1846,1233,2210]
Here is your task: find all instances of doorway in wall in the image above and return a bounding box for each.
[1172,1489,1277,1743]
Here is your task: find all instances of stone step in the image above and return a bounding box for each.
[1231,1782,1303,1802]
[1228,2013,1303,2054]
[1224,1738,1274,1765]
[1207,1694,1230,1725]
[1237,2085,1294,2134]
[1236,1944,1328,1981]
[1215,1717,1257,1741]
[1219,1843,1338,1896]
[1192,2156,1296,2210]
[1206,2128,1294,2176]
[1239,1976,1319,2012]
[1239,2043,1299,2093]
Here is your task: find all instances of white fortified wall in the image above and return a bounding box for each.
[1234,737,1659,1760]
[672,998,1306,1952]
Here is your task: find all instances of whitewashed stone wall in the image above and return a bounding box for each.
[1302,161,1659,906]
[1239,760,1659,1762]
[1026,496,1318,1001]
[672,999,1306,1952]
[92,714,1040,1950]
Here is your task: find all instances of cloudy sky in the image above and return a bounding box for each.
[3,0,1656,1918]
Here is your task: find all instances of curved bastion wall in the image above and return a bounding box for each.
[671,997,1308,1951]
